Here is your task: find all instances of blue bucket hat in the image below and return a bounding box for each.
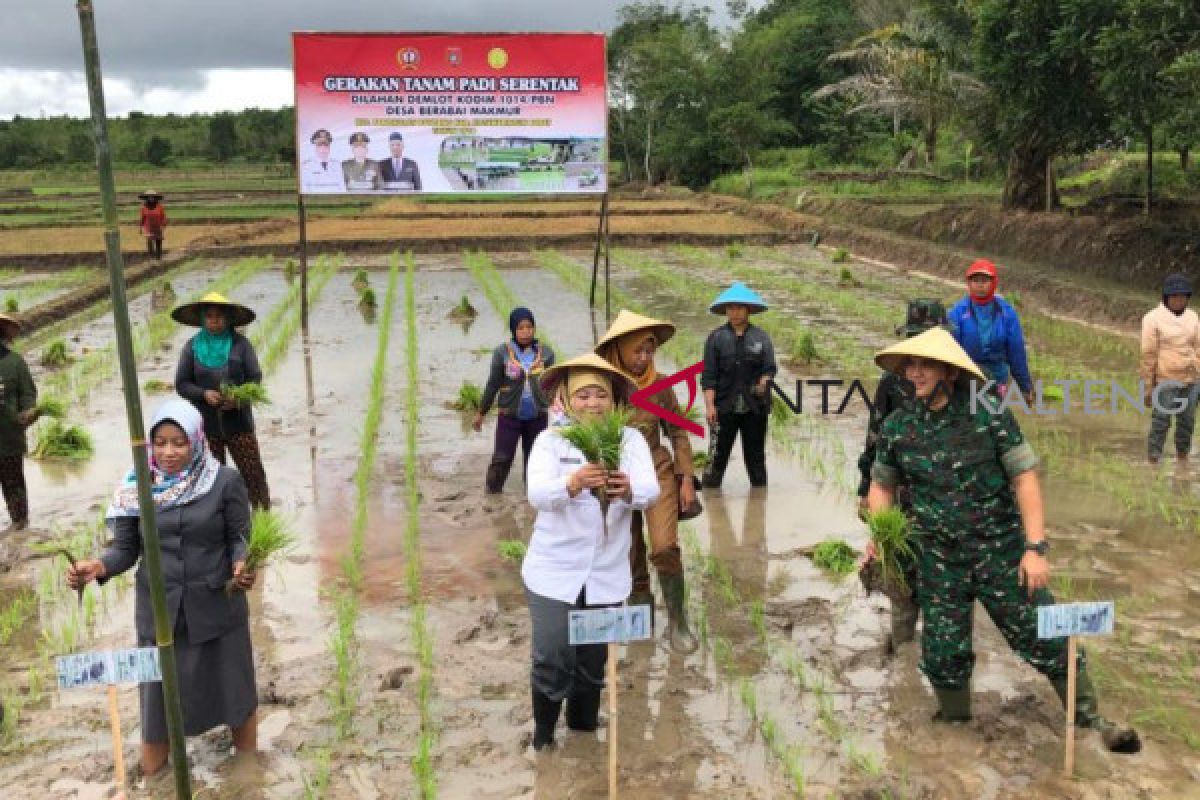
[709,282,767,315]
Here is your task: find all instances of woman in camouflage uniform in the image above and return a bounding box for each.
[865,328,1139,752]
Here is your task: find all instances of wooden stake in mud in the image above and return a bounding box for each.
[608,641,618,799]
[590,193,613,333]
[74,3,192,797]
[298,195,310,336]
[1064,635,1077,776]
[107,685,127,798]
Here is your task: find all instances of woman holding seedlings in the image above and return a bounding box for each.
[947,259,1033,403]
[522,353,659,750]
[138,190,167,260]
[0,312,39,531]
[475,307,555,493]
[173,292,271,509]
[865,328,1140,752]
[595,310,699,653]
[66,399,258,776]
[701,282,777,488]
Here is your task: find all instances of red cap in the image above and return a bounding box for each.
[966,259,997,280]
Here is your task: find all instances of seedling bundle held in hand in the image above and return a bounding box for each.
[864,507,915,594]
[221,381,270,407]
[558,408,631,536]
[227,510,296,594]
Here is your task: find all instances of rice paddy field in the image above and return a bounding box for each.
[0,184,1194,799]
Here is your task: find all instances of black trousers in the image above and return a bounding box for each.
[708,411,768,487]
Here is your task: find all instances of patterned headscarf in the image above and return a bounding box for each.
[107,399,221,519]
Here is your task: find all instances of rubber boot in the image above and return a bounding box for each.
[565,687,602,732]
[531,689,562,751]
[659,573,698,654]
[932,688,972,723]
[1052,672,1141,753]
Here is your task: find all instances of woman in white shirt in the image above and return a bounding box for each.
[522,353,660,751]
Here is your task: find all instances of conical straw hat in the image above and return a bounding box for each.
[138,189,163,199]
[171,292,256,327]
[540,352,637,399]
[874,327,986,382]
[594,309,676,352]
[709,281,767,314]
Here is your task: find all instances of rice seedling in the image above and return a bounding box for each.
[837,267,862,288]
[4,296,17,312]
[449,381,482,412]
[150,280,176,311]
[302,747,332,799]
[352,268,370,292]
[283,259,297,283]
[692,450,710,471]
[447,293,478,320]
[726,242,744,260]
[227,510,296,593]
[358,287,377,311]
[40,339,71,368]
[221,381,270,407]
[142,378,172,393]
[32,420,93,460]
[831,247,849,263]
[810,539,859,579]
[34,396,66,419]
[496,539,527,563]
[1,691,22,741]
[0,590,35,645]
[864,508,914,594]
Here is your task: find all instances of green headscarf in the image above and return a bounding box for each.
[192,325,233,369]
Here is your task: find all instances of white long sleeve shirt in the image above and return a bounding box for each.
[522,427,660,604]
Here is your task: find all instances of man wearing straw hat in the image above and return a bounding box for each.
[701,282,777,489]
[138,190,167,260]
[0,313,39,531]
[866,328,1140,752]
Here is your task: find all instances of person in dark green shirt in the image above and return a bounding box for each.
[866,327,1139,753]
[0,313,39,530]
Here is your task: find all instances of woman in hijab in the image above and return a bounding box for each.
[595,310,699,653]
[474,307,555,493]
[173,291,271,509]
[521,354,659,750]
[947,259,1033,403]
[66,399,259,775]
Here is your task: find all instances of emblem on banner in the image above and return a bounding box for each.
[487,47,509,69]
[397,47,421,70]
[447,47,462,66]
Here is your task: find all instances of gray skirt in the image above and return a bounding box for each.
[138,611,257,743]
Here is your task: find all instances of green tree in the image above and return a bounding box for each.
[66,132,94,163]
[144,135,172,166]
[973,0,1115,210]
[208,114,238,162]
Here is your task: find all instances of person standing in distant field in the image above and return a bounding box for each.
[342,132,381,191]
[701,282,777,489]
[302,129,343,191]
[0,312,40,532]
[1140,273,1200,466]
[947,259,1033,403]
[138,190,167,260]
[379,132,422,191]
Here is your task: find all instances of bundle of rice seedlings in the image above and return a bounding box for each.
[496,539,527,563]
[447,294,478,320]
[831,247,849,263]
[142,378,173,393]
[34,396,67,419]
[725,242,744,260]
[33,420,93,460]
[810,539,858,579]
[352,268,371,292]
[558,408,631,535]
[227,509,297,594]
[865,507,914,593]
[221,381,270,407]
[449,381,482,411]
[150,280,176,311]
[837,267,862,288]
[283,259,297,283]
[358,287,377,310]
[4,297,17,313]
[692,450,710,470]
[40,339,71,368]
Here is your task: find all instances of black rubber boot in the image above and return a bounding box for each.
[659,573,698,654]
[1052,672,1141,753]
[531,689,562,750]
[565,688,602,732]
[932,688,972,723]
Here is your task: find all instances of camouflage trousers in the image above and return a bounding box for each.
[919,533,1076,690]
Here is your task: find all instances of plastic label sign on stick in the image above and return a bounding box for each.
[1037,601,1115,778]
[568,605,653,646]
[55,647,162,690]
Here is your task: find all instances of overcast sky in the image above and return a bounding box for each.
[1,1,752,119]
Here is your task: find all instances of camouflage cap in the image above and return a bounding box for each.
[310,129,333,145]
[348,132,370,145]
[896,298,948,337]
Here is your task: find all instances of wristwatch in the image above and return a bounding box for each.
[1024,540,1049,556]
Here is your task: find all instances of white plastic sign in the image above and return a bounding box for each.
[568,605,652,645]
[1037,602,1115,639]
[56,647,162,690]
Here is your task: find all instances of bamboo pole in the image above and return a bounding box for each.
[74,3,192,797]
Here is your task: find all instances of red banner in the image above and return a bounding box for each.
[292,33,607,195]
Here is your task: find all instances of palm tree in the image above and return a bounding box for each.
[814,16,982,169]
